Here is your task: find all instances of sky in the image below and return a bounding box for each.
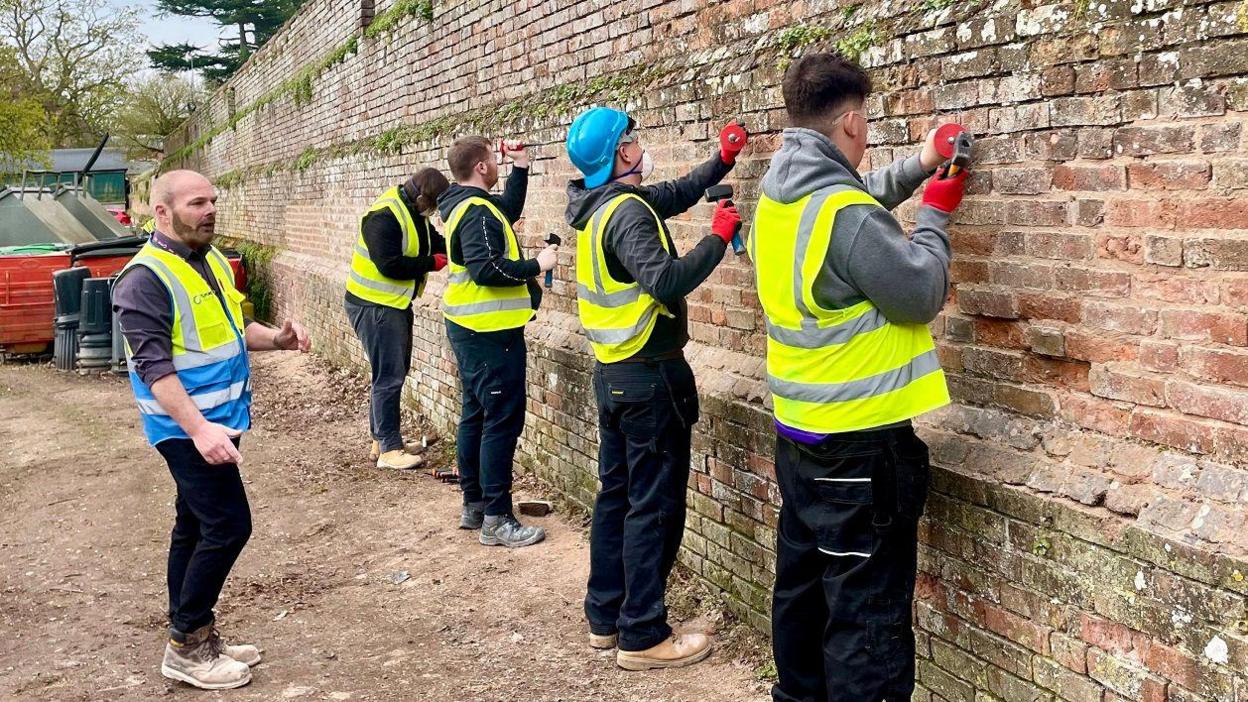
[117,0,224,53]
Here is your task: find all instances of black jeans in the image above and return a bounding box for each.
[585,357,698,652]
[346,298,414,453]
[445,320,526,517]
[157,437,252,636]
[771,426,931,702]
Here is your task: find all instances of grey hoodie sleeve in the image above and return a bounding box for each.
[606,200,727,307]
[840,205,952,324]
[862,153,932,211]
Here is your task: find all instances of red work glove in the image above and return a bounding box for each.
[922,166,969,214]
[719,121,748,165]
[432,253,448,271]
[711,199,741,245]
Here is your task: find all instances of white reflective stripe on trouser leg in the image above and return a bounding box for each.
[817,548,872,558]
[135,380,248,415]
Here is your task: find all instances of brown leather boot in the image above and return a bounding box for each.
[616,633,712,671]
[161,624,251,689]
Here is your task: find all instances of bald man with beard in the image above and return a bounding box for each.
[112,170,311,689]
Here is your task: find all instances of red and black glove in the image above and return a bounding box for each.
[432,253,448,271]
[711,199,741,245]
[922,167,969,214]
[719,121,748,165]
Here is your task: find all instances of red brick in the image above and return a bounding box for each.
[1132,272,1219,305]
[973,319,1028,349]
[1180,345,1248,386]
[1018,292,1082,323]
[1024,231,1092,260]
[1089,363,1167,406]
[1166,380,1248,425]
[1007,200,1069,227]
[1159,309,1248,346]
[1103,198,1165,227]
[1143,236,1183,267]
[1055,267,1130,297]
[1096,233,1144,264]
[973,600,1052,655]
[1171,199,1248,229]
[1064,330,1137,363]
[1050,632,1089,674]
[1126,160,1211,191]
[1129,408,1217,454]
[993,166,1052,195]
[1079,613,1147,658]
[1139,341,1181,373]
[1113,125,1195,156]
[1183,235,1248,270]
[1052,163,1125,191]
[1060,392,1133,436]
[958,287,1020,319]
[950,259,990,284]
[1023,355,1090,391]
[1082,301,1158,335]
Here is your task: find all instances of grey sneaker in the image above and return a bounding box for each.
[479,514,545,548]
[460,501,485,530]
[160,623,252,689]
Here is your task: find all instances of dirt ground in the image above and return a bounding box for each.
[0,351,772,701]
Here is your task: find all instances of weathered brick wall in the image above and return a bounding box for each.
[166,0,1248,697]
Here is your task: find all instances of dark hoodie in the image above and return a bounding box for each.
[345,183,447,308]
[565,152,732,360]
[437,166,543,317]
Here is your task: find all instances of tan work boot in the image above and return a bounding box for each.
[616,633,712,671]
[377,449,423,470]
[589,631,619,650]
[372,439,426,462]
[369,440,380,462]
[210,628,262,666]
[161,624,252,689]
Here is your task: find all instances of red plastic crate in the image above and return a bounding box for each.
[0,252,72,353]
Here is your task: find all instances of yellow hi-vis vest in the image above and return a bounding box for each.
[441,196,533,332]
[749,186,950,434]
[119,241,251,446]
[576,193,674,363]
[345,186,426,308]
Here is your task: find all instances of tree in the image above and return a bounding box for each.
[148,0,305,84]
[0,46,50,170]
[110,73,204,158]
[0,0,142,147]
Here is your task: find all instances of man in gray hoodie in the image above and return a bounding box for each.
[749,52,968,701]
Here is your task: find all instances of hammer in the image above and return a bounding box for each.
[543,232,561,288]
[705,184,746,256]
[934,123,975,179]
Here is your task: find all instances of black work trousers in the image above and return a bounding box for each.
[345,297,413,453]
[585,356,698,652]
[770,426,931,702]
[445,320,526,517]
[158,437,253,637]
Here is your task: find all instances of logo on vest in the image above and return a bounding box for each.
[193,292,212,305]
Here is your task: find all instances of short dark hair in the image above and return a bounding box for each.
[781,52,873,125]
[448,136,493,181]
[404,167,449,212]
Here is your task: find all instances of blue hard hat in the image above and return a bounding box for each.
[567,107,633,188]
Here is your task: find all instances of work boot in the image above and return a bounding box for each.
[460,501,486,530]
[208,628,262,666]
[479,514,545,548]
[377,449,423,470]
[369,440,380,462]
[616,633,713,671]
[402,439,428,455]
[589,631,619,650]
[160,623,252,689]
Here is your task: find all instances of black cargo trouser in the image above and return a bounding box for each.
[585,356,699,652]
[445,320,526,517]
[345,297,413,453]
[770,426,931,702]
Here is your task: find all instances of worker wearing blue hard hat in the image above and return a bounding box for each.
[565,106,748,671]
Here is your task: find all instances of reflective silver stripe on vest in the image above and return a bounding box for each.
[766,307,888,349]
[442,296,532,317]
[354,242,371,259]
[447,270,470,284]
[135,379,248,416]
[588,203,612,295]
[138,256,201,350]
[583,305,660,344]
[348,270,412,296]
[577,283,642,309]
[768,348,942,404]
[172,343,243,371]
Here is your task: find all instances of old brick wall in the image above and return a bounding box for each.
[165,0,1248,698]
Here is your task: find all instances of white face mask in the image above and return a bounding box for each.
[639,150,654,180]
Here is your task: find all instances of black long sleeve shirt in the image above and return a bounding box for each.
[346,184,447,308]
